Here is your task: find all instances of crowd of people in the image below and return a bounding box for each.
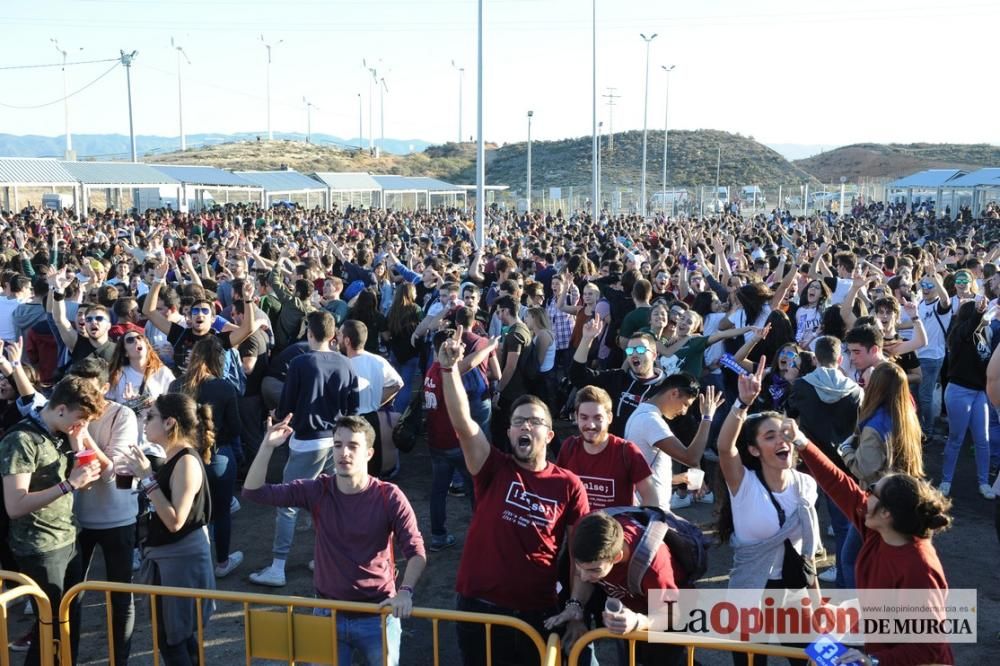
[0,197,997,665]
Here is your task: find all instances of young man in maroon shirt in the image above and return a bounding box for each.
[440,326,590,666]
[556,384,658,510]
[242,415,426,666]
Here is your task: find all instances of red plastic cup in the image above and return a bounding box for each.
[75,449,98,468]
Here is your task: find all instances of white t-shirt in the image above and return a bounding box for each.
[623,402,675,511]
[107,364,176,457]
[794,306,822,346]
[0,296,25,342]
[703,312,727,372]
[349,351,404,414]
[916,298,952,360]
[730,467,818,580]
[828,278,855,306]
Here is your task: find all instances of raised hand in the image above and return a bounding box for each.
[698,385,725,421]
[438,326,466,370]
[581,316,604,342]
[261,414,294,450]
[738,355,767,406]
[153,259,169,281]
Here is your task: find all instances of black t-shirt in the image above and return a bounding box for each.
[70,337,116,365]
[223,329,268,396]
[146,448,210,547]
[167,322,232,374]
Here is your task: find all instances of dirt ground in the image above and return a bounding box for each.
[11,421,998,665]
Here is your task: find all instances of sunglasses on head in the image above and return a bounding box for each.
[190,306,212,316]
[85,315,107,323]
[625,345,650,356]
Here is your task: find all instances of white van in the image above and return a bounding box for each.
[41,193,74,211]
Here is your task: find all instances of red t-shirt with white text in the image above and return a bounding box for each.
[596,514,683,613]
[455,447,590,611]
[556,434,652,509]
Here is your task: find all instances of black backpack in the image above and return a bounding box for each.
[603,506,710,591]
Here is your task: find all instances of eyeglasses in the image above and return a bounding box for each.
[123,335,141,345]
[190,306,212,316]
[85,315,107,323]
[625,345,650,356]
[510,417,550,428]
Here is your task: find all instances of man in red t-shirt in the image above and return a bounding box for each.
[546,511,686,666]
[440,326,589,666]
[424,329,498,552]
[557,385,657,510]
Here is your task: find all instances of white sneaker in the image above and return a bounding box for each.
[818,567,838,583]
[215,551,244,578]
[230,497,241,514]
[979,484,996,500]
[938,482,951,497]
[670,492,693,510]
[249,566,286,587]
[696,491,715,504]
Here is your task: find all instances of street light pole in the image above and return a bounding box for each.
[451,60,464,143]
[260,35,282,141]
[592,0,599,222]
[661,64,675,215]
[379,77,387,157]
[51,39,81,159]
[119,50,138,162]
[475,0,485,247]
[526,111,533,214]
[303,97,316,143]
[357,93,363,150]
[171,38,190,151]
[639,32,657,218]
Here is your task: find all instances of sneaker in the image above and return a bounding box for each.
[979,484,996,500]
[9,631,31,652]
[215,551,244,578]
[429,534,457,552]
[230,497,241,514]
[448,484,466,497]
[670,492,693,510]
[696,491,715,504]
[132,548,142,572]
[818,567,838,583]
[249,566,286,587]
[308,559,315,572]
[938,482,951,497]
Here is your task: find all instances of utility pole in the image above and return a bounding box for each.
[51,39,81,160]
[591,0,599,223]
[303,97,319,143]
[451,60,464,143]
[714,144,722,213]
[475,0,485,247]
[363,59,380,156]
[639,32,657,218]
[171,37,191,151]
[260,35,282,141]
[601,88,620,154]
[119,50,138,162]
[661,65,675,214]
[526,110,533,213]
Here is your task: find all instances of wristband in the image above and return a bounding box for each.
[52,291,66,301]
[11,361,20,367]
[58,480,72,495]
[440,367,453,373]
[565,599,583,609]
[398,585,414,596]
[792,436,808,451]
[732,397,748,411]
[701,415,713,422]
[139,476,159,494]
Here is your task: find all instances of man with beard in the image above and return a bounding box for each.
[49,270,116,364]
[440,327,588,666]
[570,318,667,437]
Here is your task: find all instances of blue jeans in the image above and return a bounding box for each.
[430,447,474,538]
[205,445,237,564]
[840,525,862,590]
[823,493,849,588]
[311,608,400,666]
[942,383,991,485]
[392,356,421,413]
[917,357,944,433]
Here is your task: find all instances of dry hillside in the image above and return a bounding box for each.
[794,143,1000,181]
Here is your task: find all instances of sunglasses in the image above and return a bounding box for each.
[625,345,650,356]
[954,279,971,286]
[190,306,212,316]
[123,336,141,346]
[779,350,799,360]
[85,315,107,323]
[920,281,935,290]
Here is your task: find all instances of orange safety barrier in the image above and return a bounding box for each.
[566,628,815,665]
[0,570,57,666]
[58,580,555,665]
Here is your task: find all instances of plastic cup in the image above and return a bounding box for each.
[605,598,623,614]
[74,449,97,468]
[113,457,134,490]
[686,468,705,491]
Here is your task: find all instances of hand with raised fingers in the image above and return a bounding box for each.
[737,355,767,406]
[438,325,466,370]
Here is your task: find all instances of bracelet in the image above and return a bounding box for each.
[565,599,583,609]
[732,397,748,411]
[440,367,453,373]
[398,585,414,596]
[57,480,72,495]
[52,291,65,301]
[792,436,808,451]
[701,415,713,422]
[139,476,159,494]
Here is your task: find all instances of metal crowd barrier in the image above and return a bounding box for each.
[58,580,553,665]
[566,627,814,665]
[0,570,57,666]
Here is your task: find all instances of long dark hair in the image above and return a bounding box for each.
[735,282,772,326]
[180,336,225,398]
[716,411,785,544]
[156,393,215,464]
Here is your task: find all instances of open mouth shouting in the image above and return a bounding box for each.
[775,445,791,463]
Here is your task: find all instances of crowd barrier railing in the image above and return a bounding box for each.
[0,570,56,666]
[566,627,814,666]
[58,580,552,666]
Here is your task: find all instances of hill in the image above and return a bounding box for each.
[143,129,818,194]
[794,143,1000,182]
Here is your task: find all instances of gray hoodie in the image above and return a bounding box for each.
[802,366,863,404]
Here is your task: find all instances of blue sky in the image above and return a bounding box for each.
[0,0,997,148]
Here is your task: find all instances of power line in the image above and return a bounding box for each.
[0,61,119,109]
[0,57,118,72]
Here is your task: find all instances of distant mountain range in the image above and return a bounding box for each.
[793,143,1000,182]
[0,133,433,159]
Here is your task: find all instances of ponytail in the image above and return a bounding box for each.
[195,404,216,464]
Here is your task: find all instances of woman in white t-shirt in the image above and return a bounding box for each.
[794,279,829,347]
[716,357,819,666]
[107,331,176,456]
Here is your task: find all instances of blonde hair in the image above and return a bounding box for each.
[526,306,552,332]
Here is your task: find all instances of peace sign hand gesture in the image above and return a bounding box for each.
[737,356,767,406]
